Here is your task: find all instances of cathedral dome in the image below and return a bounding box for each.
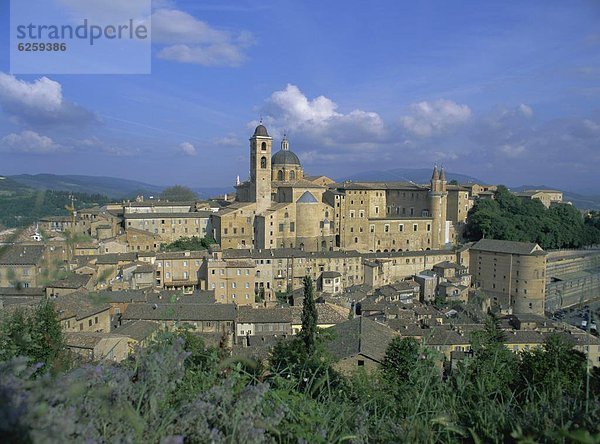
[272,149,301,166]
[253,124,269,137]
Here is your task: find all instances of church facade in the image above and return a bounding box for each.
[211,124,458,253]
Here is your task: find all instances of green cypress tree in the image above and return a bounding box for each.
[300,275,318,355]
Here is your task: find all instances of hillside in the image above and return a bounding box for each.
[0,176,110,229]
[0,176,33,197]
[337,167,484,184]
[8,174,233,200]
[9,174,164,199]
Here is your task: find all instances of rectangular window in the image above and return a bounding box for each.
[290,222,295,232]
[399,224,404,232]
[413,224,418,232]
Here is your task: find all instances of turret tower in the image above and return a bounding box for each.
[429,165,448,248]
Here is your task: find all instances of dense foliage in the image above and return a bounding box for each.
[161,235,217,251]
[159,185,198,202]
[0,188,109,228]
[465,186,600,248]
[0,301,70,375]
[1,305,599,442]
[299,276,317,355]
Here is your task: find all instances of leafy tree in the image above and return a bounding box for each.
[382,336,420,381]
[464,185,600,248]
[162,235,216,252]
[299,276,317,355]
[518,333,587,398]
[159,185,198,202]
[466,314,517,397]
[0,301,69,374]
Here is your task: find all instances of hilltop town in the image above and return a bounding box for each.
[0,123,598,373]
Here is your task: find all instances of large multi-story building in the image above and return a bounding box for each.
[124,212,211,243]
[545,249,600,312]
[214,124,457,254]
[469,239,547,315]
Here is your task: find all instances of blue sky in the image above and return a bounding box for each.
[0,0,599,193]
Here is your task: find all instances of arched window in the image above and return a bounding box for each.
[260,157,267,168]
[325,211,329,218]
[299,243,304,251]
[321,240,327,250]
[277,170,284,181]
[289,170,296,180]
[261,142,266,151]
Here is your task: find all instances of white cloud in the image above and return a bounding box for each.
[256,84,385,144]
[1,130,63,153]
[179,141,197,156]
[0,73,62,112]
[152,9,253,66]
[518,103,534,118]
[214,134,240,147]
[0,72,95,126]
[499,143,526,157]
[400,99,472,137]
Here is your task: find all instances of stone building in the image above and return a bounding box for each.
[221,124,456,254]
[469,239,547,315]
[514,189,563,208]
[326,317,398,373]
[222,248,364,295]
[124,212,211,243]
[0,244,46,288]
[199,246,256,305]
[122,302,236,334]
[155,251,206,293]
[54,290,112,333]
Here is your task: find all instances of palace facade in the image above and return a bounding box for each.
[212,124,460,254]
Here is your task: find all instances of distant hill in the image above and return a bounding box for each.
[0,176,34,197]
[192,187,236,199]
[337,168,485,185]
[7,174,234,200]
[0,176,111,229]
[9,174,164,199]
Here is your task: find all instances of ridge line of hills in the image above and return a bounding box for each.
[1,171,598,210]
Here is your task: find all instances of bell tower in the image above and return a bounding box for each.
[250,123,272,214]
